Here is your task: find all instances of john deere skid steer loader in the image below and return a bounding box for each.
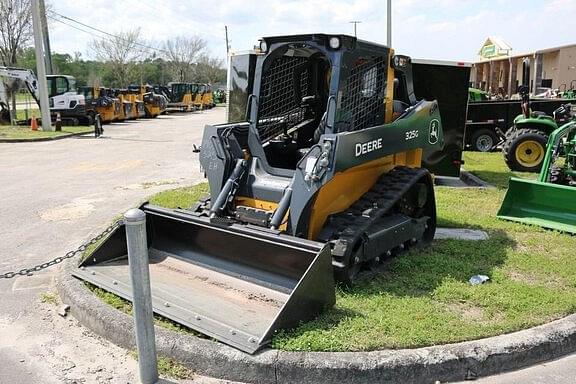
[75,34,446,353]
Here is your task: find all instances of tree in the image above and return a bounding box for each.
[89,28,144,87]
[194,55,226,84]
[0,0,33,121]
[163,36,206,82]
[0,0,32,66]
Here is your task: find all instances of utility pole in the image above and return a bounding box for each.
[387,0,392,46]
[349,21,362,38]
[225,25,230,57]
[31,0,52,131]
[39,0,53,74]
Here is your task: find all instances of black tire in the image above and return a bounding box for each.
[550,165,567,185]
[470,128,499,152]
[503,128,548,172]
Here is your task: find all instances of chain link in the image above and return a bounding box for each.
[0,220,123,279]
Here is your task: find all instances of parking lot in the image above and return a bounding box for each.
[0,108,223,383]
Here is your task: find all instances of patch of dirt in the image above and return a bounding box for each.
[443,302,506,325]
[141,179,181,189]
[0,300,137,383]
[71,159,143,173]
[446,302,485,321]
[507,270,568,289]
[39,197,104,222]
[195,275,283,308]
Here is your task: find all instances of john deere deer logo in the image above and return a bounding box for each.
[429,119,439,145]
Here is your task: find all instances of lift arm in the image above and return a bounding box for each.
[0,66,40,107]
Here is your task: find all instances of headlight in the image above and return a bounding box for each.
[328,36,341,49]
[259,40,268,52]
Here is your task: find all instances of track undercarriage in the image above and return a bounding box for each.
[195,166,436,285]
[321,167,436,283]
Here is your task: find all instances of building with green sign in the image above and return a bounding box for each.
[471,37,576,97]
[478,37,512,60]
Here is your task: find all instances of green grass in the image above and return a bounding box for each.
[39,291,59,305]
[87,156,576,352]
[156,356,194,379]
[131,351,194,380]
[272,152,576,351]
[0,125,93,140]
[86,283,201,336]
[149,183,209,208]
[15,108,40,121]
[462,151,538,188]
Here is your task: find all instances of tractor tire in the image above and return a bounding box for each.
[504,127,515,140]
[503,128,548,173]
[470,128,499,152]
[550,165,567,185]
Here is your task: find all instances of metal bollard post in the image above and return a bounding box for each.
[124,208,159,384]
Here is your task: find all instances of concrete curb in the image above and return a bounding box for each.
[58,258,576,384]
[0,130,94,143]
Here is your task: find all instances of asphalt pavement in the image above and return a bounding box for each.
[0,109,217,383]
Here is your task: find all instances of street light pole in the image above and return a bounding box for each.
[225,25,230,57]
[39,0,53,75]
[349,21,362,38]
[387,0,392,46]
[31,0,52,131]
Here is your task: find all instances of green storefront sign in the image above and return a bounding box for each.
[482,44,497,58]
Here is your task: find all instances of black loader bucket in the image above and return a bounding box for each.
[74,204,335,354]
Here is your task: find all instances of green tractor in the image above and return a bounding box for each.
[468,87,490,102]
[558,81,576,99]
[502,86,574,172]
[498,118,576,233]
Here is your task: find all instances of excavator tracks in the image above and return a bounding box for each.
[318,166,436,284]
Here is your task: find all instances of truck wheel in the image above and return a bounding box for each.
[471,128,498,152]
[503,128,548,172]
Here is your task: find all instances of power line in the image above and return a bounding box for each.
[48,16,110,42]
[50,11,168,54]
[47,16,150,56]
[48,16,158,57]
[120,0,224,41]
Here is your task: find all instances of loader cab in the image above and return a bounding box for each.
[247,34,394,173]
[79,86,95,101]
[170,82,190,102]
[46,75,76,97]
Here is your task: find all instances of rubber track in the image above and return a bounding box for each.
[321,166,431,266]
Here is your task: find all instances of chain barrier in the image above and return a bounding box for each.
[0,220,123,279]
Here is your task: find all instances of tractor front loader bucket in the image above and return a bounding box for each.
[74,204,335,354]
[497,177,576,234]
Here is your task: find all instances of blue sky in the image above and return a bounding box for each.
[48,0,576,63]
